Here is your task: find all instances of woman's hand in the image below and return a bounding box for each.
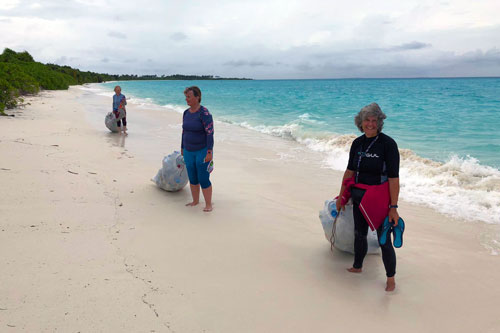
[204,150,213,163]
[336,169,354,213]
[336,196,345,212]
[389,208,400,226]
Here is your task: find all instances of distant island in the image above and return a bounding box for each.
[0,48,250,115]
[110,74,251,81]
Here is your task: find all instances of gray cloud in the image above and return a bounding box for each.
[311,41,432,60]
[285,47,500,79]
[223,60,271,67]
[54,55,78,64]
[113,15,125,22]
[1,0,499,79]
[107,31,127,39]
[0,0,105,19]
[170,32,187,41]
[391,41,432,51]
[295,62,314,72]
[460,48,500,65]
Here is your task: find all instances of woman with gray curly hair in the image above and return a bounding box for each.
[336,102,401,291]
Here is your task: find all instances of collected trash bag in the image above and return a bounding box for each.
[105,112,119,133]
[152,151,188,192]
[319,199,379,254]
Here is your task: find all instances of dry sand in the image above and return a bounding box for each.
[1,87,499,332]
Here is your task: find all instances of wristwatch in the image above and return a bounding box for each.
[389,205,398,209]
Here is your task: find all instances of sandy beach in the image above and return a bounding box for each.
[1,87,499,332]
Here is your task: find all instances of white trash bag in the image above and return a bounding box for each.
[319,199,380,254]
[105,112,119,133]
[152,151,189,192]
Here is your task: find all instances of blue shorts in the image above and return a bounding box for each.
[183,147,212,189]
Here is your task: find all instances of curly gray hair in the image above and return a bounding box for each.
[354,103,386,133]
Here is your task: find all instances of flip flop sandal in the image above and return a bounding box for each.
[392,217,405,248]
[379,216,393,246]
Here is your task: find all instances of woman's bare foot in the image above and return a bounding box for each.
[203,204,213,212]
[185,201,199,207]
[347,267,362,273]
[385,277,396,291]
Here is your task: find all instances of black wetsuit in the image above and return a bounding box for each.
[347,132,400,277]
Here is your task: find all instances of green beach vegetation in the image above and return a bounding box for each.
[0,48,113,115]
[0,48,249,115]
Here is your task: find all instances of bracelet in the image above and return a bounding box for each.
[389,205,398,209]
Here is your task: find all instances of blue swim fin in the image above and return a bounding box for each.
[379,216,393,246]
[393,217,405,248]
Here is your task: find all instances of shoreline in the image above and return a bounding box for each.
[1,88,499,332]
[92,81,500,225]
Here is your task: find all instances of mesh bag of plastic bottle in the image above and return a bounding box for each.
[152,151,189,192]
[105,112,119,133]
[319,199,380,254]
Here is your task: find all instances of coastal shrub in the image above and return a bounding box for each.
[0,48,35,63]
[0,78,17,114]
[0,47,249,114]
[0,63,39,94]
[0,48,75,112]
[20,62,75,90]
[0,63,40,113]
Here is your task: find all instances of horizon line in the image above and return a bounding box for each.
[102,75,500,82]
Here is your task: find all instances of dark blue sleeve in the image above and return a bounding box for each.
[200,109,214,150]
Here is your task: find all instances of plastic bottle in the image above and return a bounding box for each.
[328,201,338,218]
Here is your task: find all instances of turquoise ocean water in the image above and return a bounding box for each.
[94,78,500,225]
[102,78,500,167]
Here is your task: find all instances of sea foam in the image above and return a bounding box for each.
[84,82,500,224]
[227,119,500,224]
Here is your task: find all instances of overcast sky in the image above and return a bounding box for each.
[1,0,500,79]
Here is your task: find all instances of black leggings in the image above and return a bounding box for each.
[351,187,396,277]
[117,117,127,127]
[113,110,127,127]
